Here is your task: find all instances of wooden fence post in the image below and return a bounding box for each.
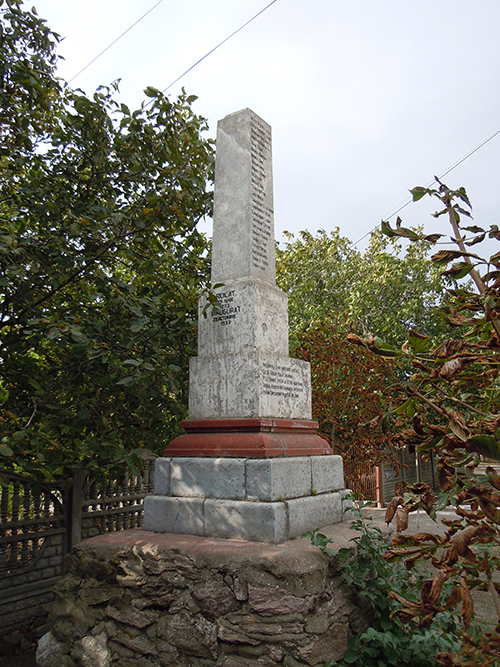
[68,469,86,549]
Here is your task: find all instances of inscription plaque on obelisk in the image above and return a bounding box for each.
[189,109,311,421]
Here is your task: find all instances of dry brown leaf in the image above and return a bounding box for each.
[451,525,481,557]
[444,585,461,610]
[436,652,457,667]
[388,590,421,609]
[479,498,500,524]
[385,495,404,524]
[433,339,465,358]
[439,358,466,381]
[439,545,459,567]
[428,569,447,605]
[396,506,409,532]
[460,574,474,628]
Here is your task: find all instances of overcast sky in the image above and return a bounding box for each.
[33,1,500,253]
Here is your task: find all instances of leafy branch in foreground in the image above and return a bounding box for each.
[351,179,500,666]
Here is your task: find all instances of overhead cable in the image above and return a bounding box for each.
[161,0,278,93]
[67,0,165,84]
[351,127,500,248]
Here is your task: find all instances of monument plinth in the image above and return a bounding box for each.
[144,109,348,543]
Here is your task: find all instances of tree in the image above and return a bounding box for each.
[276,226,451,349]
[275,225,453,492]
[294,323,400,490]
[0,1,215,479]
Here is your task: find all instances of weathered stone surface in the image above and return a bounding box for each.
[304,612,329,635]
[283,655,309,667]
[105,605,158,628]
[116,555,146,588]
[64,553,115,583]
[287,492,342,538]
[36,631,69,667]
[189,350,312,421]
[156,611,217,659]
[80,584,116,606]
[154,457,171,495]
[248,585,317,616]
[73,632,111,667]
[113,629,157,655]
[196,281,289,359]
[217,620,261,646]
[310,455,344,493]
[48,595,96,629]
[140,578,176,608]
[143,495,205,536]
[220,655,275,667]
[246,457,311,501]
[211,109,275,285]
[205,498,288,543]
[224,613,303,636]
[168,588,202,614]
[142,551,197,579]
[170,457,246,499]
[191,581,240,619]
[232,576,248,601]
[187,109,313,423]
[296,623,349,665]
[44,525,368,666]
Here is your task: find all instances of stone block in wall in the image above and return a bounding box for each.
[287,492,342,539]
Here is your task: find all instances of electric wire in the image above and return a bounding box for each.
[280,128,500,325]
[351,127,500,249]
[67,0,165,84]
[59,0,497,317]
[160,0,278,94]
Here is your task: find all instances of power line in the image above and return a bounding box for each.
[161,0,278,93]
[67,0,165,84]
[280,127,500,317]
[351,127,500,248]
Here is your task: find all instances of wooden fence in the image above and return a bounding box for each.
[348,450,438,506]
[0,459,155,636]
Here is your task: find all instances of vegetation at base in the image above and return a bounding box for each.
[0,0,215,479]
[306,507,464,667]
[350,179,500,665]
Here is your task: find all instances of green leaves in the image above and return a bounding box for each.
[0,4,215,478]
[407,330,430,354]
[467,434,500,461]
[410,186,430,202]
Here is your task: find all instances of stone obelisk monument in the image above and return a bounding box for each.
[144,109,348,543]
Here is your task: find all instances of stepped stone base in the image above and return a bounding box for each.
[143,455,349,543]
[166,418,332,457]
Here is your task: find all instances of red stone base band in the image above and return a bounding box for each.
[165,418,332,458]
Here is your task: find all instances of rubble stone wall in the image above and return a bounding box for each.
[37,528,369,667]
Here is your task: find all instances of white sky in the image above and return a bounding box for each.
[32,0,500,254]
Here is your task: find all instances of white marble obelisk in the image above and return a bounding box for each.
[189,109,311,421]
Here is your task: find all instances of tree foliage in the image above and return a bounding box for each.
[276,226,451,349]
[294,323,400,489]
[276,223,452,491]
[0,1,215,479]
[352,179,500,665]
